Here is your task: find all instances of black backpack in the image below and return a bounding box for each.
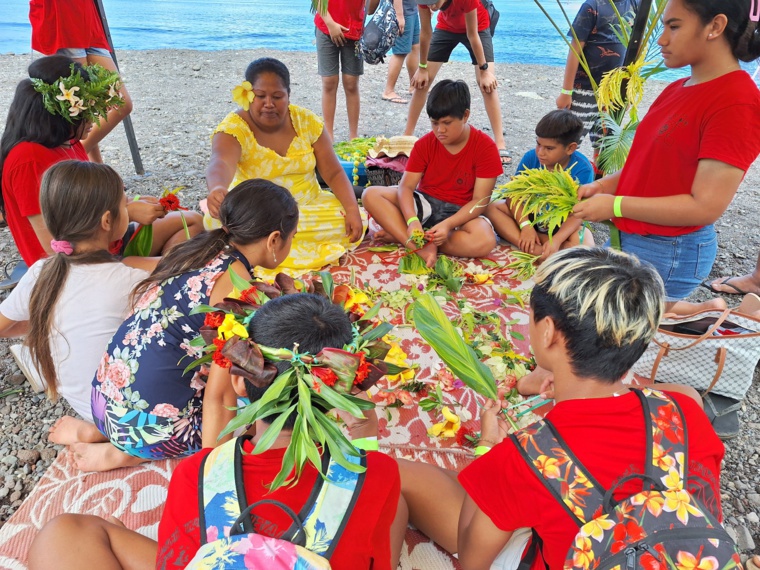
[480,0,499,37]
[359,0,400,64]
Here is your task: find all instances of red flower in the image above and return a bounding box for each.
[456,425,476,447]
[610,519,646,553]
[212,337,231,368]
[311,366,338,387]
[160,194,181,211]
[204,311,225,328]
[239,286,259,305]
[653,404,684,444]
[353,352,369,386]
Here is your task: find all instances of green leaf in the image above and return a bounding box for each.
[318,271,334,300]
[360,300,384,322]
[268,441,297,490]
[510,331,525,341]
[123,224,154,258]
[367,245,398,252]
[412,294,497,400]
[251,404,297,455]
[188,303,219,315]
[312,382,374,419]
[361,321,393,343]
[399,253,433,276]
[181,354,212,375]
[228,267,253,292]
[383,362,409,375]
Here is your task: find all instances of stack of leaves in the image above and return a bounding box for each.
[188,270,409,489]
[398,254,464,294]
[493,165,579,239]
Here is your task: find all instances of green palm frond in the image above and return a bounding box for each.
[595,112,639,175]
[311,0,328,14]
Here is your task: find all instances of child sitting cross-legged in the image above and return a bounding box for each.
[28,293,401,570]
[362,79,502,267]
[487,109,595,259]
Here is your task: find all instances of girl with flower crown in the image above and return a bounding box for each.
[205,57,366,279]
[48,178,299,472]
[0,55,203,273]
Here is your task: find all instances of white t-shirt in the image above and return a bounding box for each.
[0,260,148,422]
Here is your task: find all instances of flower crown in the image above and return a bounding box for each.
[30,63,124,125]
[189,270,407,489]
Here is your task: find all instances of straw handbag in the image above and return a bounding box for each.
[633,309,760,402]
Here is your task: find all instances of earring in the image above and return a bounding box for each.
[708,33,713,37]
[273,251,277,264]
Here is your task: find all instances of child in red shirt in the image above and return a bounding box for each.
[363,79,502,266]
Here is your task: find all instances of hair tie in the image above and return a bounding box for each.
[50,240,74,255]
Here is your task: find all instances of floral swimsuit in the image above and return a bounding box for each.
[91,250,251,460]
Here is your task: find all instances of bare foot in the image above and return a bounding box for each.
[418,242,438,267]
[708,274,760,296]
[48,416,107,446]
[665,298,727,317]
[373,229,397,244]
[70,442,146,472]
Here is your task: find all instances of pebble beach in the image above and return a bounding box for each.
[0,48,758,555]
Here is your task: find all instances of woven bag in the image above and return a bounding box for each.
[633,308,760,401]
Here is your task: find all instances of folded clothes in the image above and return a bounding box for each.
[365,155,408,173]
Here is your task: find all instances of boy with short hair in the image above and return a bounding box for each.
[362,79,502,267]
[486,109,595,260]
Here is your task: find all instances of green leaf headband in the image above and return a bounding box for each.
[30,63,125,125]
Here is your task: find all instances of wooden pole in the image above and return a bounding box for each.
[92,0,145,175]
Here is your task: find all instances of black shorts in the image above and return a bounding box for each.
[413,191,461,228]
[428,29,494,64]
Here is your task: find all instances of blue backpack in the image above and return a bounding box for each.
[360,0,400,64]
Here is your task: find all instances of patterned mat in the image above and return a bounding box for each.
[0,240,532,570]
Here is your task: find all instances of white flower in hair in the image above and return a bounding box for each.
[56,82,80,104]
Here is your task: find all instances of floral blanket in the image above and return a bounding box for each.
[0,240,533,570]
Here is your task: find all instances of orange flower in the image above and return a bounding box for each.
[675,551,719,570]
[571,535,595,569]
[204,311,225,328]
[212,338,231,368]
[533,455,561,479]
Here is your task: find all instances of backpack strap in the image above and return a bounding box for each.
[197,437,244,544]
[510,419,607,527]
[636,388,689,485]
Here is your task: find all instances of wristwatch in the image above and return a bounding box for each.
[479,62,489,71]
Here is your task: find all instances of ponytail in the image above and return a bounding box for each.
[682,0,760,61]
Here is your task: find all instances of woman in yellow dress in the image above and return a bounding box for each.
[205,58,365,278]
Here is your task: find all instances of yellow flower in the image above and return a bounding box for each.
[571,535,595,569]
[217,313,249,340]
[580,514,615,542]
[661,468,683,491]
[675,551,719,570]
[652,443,677,472]
[232,81,255,111]
[631,491,665,517]
[56,82,80,104]
[384,343,414,383]
[427,406,461,438]
[345,288,369,311]
[663,488,703,525]
[533,455,561,479]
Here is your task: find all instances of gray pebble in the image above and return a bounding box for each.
[747,512,759,524]
[0,487,8,499]
[748,494,760,508]
[9,490,20,503]
[736,525,756,550]
[8,374,25,386]
[0,456,17,468]
[40,449,57,462]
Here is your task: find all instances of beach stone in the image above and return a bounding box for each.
[0,455,17,468]
[735,525,756,550]
[40,448,57,462]
[9,491,20,503]
[16,450,40,466]
[747,512,759,524]
[8,374,25,386]
[0,487,8,499]
[748,493,760,508]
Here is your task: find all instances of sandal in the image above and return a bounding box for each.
[703,393,742,440]
[499,148,512,166]
[0,259,28,291]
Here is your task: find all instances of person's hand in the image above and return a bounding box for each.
[538,374,555,400]
[540,238,560,261]
[573,194,615,222]
[207,187,228,219]
[478,70,498,94]
[576,179,607,200]
[326,20,349,46]
[556,92,572,109]
[411,68,429,90]
[518,225,540,254]
[479,394,510,447]
[127,198,166,225]
[344,209,364,242]
[397,14,405,35]
[334,393,378,440]
[425,220,452,247]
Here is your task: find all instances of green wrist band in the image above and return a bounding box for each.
[418,63,428,69]
[406,216,419,226]
[519,220,531,229]
[352,437,379,451]
[560,88,573,95]
[613,195,624,218]
[474,445,492,457]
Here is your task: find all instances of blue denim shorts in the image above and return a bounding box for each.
[56,47,112,59]
[618,225,717,301]
[392,14,420,55]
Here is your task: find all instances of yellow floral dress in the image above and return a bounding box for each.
[207,105,367,278]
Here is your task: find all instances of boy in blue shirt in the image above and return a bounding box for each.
[487,109,595,260]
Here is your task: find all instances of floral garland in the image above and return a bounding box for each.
[188,270,409,489]
[30,63,124,125]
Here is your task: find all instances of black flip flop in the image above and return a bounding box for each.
[0,260,28,291]
[498,149,512,166]
[700,276,748,296]
[703,393,742,440]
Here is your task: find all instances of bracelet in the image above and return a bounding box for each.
[519,220,531,229]
[613,195,624,218]
[478,437,497,447]
[406,216,419,226]
[418,62,428,69]
[595,178,605,193]
[560,88,573,95]
[474,445,492,457]
[352,436,379,452]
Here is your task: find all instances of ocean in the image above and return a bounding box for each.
[0,0,642,68]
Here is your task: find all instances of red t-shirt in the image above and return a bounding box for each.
[314,0,366,41]
[459,391,724,570]
[432,0,490,34]
[615,70,760,236]
[1,141,89,265]
[156,441,400,570]
[406,127,502,206]
[29,0,111,54]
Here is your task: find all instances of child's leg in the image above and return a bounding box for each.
[83,53,134,164]
[28,514,156,570]
[403,61,443,136]
[316,31,341,140]
[69,441,147,472]
[383,54,408,100]
[149,210,204,256]
[321,75,340,141]
[342,73,361,140]
[562,225,595,249]
[439,218,497,259]
[485,200,520,245]
[361,186,409,245]
[49,416,107,446]
[406,45,420,87]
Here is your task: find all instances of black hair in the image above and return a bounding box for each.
[682,0,760,62]
[535,109,584,147]
[426,79,470,120]
[244,57,291,93]
[131,179,298,305]
[246,294,354,428]
[530,247,664,384]
[0,55,89,215]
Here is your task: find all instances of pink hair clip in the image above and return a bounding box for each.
[752,0,760,22]
[50,240,74,255]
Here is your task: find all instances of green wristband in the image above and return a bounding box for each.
[613,195,624,218]
[560,88,573,95]
[406,216,419,226]
[352,437,379,452]
[519,220,531,229]
[474,445,492,457]
[418,62,428,69]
